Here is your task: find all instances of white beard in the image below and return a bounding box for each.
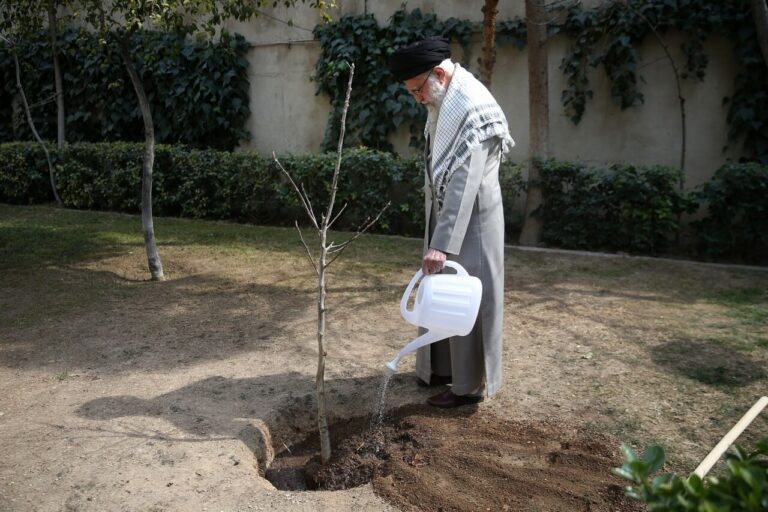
[425,78,447,134]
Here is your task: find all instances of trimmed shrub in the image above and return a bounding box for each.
[2,143,530,238]
[538,158,695,255]
[693,162,768,264]
[500,161,527,238]
[0,142,54,204]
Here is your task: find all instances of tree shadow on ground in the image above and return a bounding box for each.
[0,224,129,270]
[0,204,422,274]
[0,265,404,372]
[650,339,765,387]
[73,372,456,474]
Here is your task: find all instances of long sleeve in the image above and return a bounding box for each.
[429,138,494,255]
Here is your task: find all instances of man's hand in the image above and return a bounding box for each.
[422,248,447,275]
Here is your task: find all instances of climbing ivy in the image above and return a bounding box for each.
[313,9,474,152]
[0,29,251,150]
[314,2,767,162]
[555,0,767,162]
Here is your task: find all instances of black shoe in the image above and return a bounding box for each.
[417,374,453,387]
[427,389,484,408]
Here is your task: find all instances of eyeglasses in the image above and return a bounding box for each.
[408,68,434,97]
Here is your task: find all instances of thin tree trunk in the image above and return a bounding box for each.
[316,229,330,463]
[644,17,686,248]
[519,0,549,246]
[622,1,687,249]
[480,0,500,88]
[273,63,387,465]
[118,33,164,281]
[12,47,63,207]
[624,1,686,177]
[48,2,65,146]
[648,27,686,181]
[753,0,768,68]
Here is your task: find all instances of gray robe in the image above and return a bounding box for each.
[415,136,505,397]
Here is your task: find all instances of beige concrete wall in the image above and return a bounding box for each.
[228,0,740,189]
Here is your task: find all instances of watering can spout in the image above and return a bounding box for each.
[385,330,445,374]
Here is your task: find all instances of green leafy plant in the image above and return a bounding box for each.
[555,0,767,163]
[6,142,768,263]
[0,29,251,150]
[614,440,768,511]
[538,158,695,254]
[692,162,768,265]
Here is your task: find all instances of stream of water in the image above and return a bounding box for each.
[368,367,395,450]
[373,369,394,427]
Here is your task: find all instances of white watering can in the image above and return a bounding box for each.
[385,261,482,372]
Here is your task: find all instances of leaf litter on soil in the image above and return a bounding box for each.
[267,404,644,512]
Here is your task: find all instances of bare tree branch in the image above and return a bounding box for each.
[273,152,319,230]
[276,61,379,464]
[328,202,348,229]
[25,92,58,110]
[300,182,318,227]
[324,63,354,225]
[326,201,390,267]
[7,39,63,207]
[295,221,319,275]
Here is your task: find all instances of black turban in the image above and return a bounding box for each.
[389,37,451,81]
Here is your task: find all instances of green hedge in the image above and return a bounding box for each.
[692,162,768,264]
[0,30,251,150]
[538,158,696,255]
[0,142,525,238]
[3,142,765,263]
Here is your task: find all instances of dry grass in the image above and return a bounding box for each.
[1,203,767,509]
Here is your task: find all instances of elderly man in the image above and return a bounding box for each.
[389,37,514,408]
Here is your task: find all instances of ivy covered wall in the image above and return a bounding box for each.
[313,1,766,186]
[3,1,765,188]
[233,0,765,190]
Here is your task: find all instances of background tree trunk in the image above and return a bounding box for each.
[479,0,499,88]
[519,0,549,246]
[48,2,65,146]
[753,0,768,68]
[118,34,164,281]
[11,45,62,207]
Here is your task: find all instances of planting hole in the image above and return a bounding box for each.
[265,404,643,511]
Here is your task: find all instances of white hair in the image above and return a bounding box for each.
[435,58,454,72]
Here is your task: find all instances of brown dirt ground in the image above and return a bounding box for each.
[1,226,767,511]
[280,404,643,511]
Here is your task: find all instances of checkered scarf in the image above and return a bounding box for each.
[428,63,514,210]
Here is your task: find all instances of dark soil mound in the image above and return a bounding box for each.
[267,404,644,511]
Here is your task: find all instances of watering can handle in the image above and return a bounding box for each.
[400,269,423,324]
[443,260,468,276]
[400,261,469,323]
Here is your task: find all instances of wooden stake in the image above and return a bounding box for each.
[693,396,768,478]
